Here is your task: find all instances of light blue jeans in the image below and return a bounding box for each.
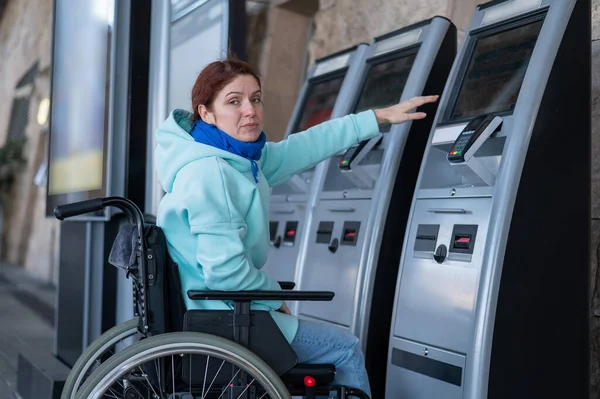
[290,319,372,398]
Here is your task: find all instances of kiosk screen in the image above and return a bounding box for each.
[354,53,417,114]
[450,20,543,120]
[46,0,112,217]
[294,76,345,132]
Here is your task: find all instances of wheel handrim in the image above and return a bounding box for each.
[89,342,286,399]
[71,324,139,396]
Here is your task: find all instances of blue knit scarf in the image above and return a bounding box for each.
[190,119,266,183]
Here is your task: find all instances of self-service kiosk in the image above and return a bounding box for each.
[293,17,457,397]
[386,1,589,398]
[263,45,371,282]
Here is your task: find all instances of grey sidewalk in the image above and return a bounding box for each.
[0,263,56,399]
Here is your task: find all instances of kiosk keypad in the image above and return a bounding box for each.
[449,130,475,158]
[447,115,500,163]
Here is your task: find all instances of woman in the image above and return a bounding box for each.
[155,56,438,397]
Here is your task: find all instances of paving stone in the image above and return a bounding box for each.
[0,271,55,398]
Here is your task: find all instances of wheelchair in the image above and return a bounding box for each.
[54,196,371,399]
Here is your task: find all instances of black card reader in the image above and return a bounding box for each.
[447,115,502,163]
[340,140,369,170]
[339,133,383,170]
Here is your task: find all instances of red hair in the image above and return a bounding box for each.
[191,56,262,122]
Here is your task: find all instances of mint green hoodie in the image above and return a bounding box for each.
[155,109,380,343]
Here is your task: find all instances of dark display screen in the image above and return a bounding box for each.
[294,75,345,132]
[354,53,417,114]
[46,0,113,217]
[449,20,543,120]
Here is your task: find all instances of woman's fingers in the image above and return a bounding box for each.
[399,95,439,112]
[406,111,428,120]
[374,95,439,125]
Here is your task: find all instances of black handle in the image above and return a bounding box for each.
[434,244,447,264]
[54,198,104,220]
[328,238,339,253]
[273,235,282,248]
[278,281,296,290]
[187,290,334,302]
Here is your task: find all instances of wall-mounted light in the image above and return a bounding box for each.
[37,97,50,127]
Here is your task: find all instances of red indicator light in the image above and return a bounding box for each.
[304,376,316,387]
[456,237,470,243]
[345,232,356,238]
[286,230,296,236]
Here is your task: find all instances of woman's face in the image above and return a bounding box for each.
[199,75,264,142]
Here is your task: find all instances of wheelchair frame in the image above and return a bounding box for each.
[54,197,371,399]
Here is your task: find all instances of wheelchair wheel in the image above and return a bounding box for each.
[76,331,291,399]
[61,317,140,399]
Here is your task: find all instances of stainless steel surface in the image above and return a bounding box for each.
[393,197,490,354]
[385,2,581,397]
[299,199,371,327]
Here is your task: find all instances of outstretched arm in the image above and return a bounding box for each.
[260,95,439,187]
[260,111,379,187]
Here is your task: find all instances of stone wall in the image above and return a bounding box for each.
[0,0,58,283]
[307,0,481,65]
[248,0,316,142]
[246,2,270,74]
[254,0,483,141]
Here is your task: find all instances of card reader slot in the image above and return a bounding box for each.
[453,234,471,249]
[416,235,436,241]
[283,221,298,246]
[316,221,334,244]
[414,224,440,252]
[340,221,361,246]
[449,224,478,255]
[342,229,358,244]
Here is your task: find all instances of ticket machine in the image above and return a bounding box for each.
[294,17,457,397]
[386,1,589,398]
[263,45,370,282]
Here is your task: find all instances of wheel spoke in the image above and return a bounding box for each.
[76,333,288,398]
[236,378,255,399]
[190,354,195,395]
[203,360,226,398]
[138,365,160,398]
[201,356,210,397]
[172,355,175,394]
[216,368,241,399]
[153,359,163,393]
[105,388,120,399]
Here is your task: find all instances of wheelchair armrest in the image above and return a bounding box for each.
[278,281,295,290]
[187,290,334,302]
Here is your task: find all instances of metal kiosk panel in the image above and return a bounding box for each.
[386,1,590,398]
[263,45,371,283]
[294,17,457,399]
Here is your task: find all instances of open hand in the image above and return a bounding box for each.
[374,95,439,125]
